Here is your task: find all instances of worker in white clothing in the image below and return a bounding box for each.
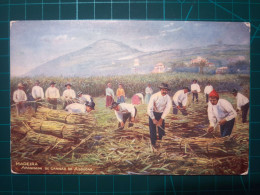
[62,83,76,109]
[147,83,172,147]
[45,81,60,110]
[145,84,153,104]
[208,90,237,137]
[232,89,249,123]
[191,80,201,102]
[65,101,95,114]
[77,91,93,104]
[110,102,137,130]
[31,80,44,112]
[172,87,190,116]
[13,83,27,116]
[204,82,213,103]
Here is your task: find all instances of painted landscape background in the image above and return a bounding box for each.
[10,21,249,175]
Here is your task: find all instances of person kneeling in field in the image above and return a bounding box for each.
[65,101,95,114]
[110,102,137,129]
[172,87,190,116]
[207,90,237,137]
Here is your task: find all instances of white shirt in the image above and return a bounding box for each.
[208,99,237,127]
[145,87,153,94]
[147,91,172,120]
[62,89,76,99]
[13,89,27,103]
[79,94,92,104]
[114,103,136,122]
[32,85,44,99]
[191,83,201,93]
[65,103,86,114]
[45,87,60,99]
[135,93,144,104]
[106,87,115,98]
[172,90,188,106]
[236,93,249,110]
[204,85,213,95]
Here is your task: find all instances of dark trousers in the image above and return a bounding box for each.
[192,92,198,102]
[220,118,235,137]
[149,112,165,146]
[206,94,209,103]
[172,101,188,116]
[48,98,58,110]
[118,108,137,129]
[33,98,43,112]
[241,103,249,123]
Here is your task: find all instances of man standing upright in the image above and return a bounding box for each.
[106,83,115,107]
[62,83,76,109]
[31,80,44,112]
[45,81,60,110]
[232,89,249,123]
[13,83,27,116]
[204,82,213,103]
[145,84,153,104]
[191,80,201,102]
[116,83,125,103]
[147,83,172,148]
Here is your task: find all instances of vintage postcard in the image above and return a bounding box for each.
[10,21,250,175]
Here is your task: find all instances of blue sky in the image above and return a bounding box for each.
[10,20,250,76]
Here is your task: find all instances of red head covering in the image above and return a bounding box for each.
[209,89,219,99]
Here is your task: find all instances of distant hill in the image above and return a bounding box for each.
[25,39,250,77]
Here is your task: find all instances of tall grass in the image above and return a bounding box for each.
[11,73,249,103]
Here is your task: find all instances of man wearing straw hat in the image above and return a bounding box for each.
[13,83,27,116]
[65,101,95,114]
[172,87,190,116]
[110,102,137,129]
[45,81,60,110]
[207,89,237,137]
[62,83,76,109]
[147,83,172,148]
[31,80,44,112]
[231,89,249,123]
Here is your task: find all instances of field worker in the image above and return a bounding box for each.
[13,83,27,116]
[110,102,137,129]
[204,82,213,103]
[131,93,144,105]
[147,83,172,148]
[45,81,60,110]
[106,83,115,107]
[62,83,76,109]
[77,91,93,104]
[172,87,190,116]
[116,83,125,103]
[232,89,249,123]
[31,80,44,112]
[145,84,153,104]
[207,90,237,137]
[191,79,201,102]
[65,101,95,114]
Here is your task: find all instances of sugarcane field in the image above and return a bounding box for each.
[10,21,250,175]
[10,74,249,175]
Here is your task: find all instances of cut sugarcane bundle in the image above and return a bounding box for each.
[35,107,96,125]
[24,131,74,150]
[28,118,92,140]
